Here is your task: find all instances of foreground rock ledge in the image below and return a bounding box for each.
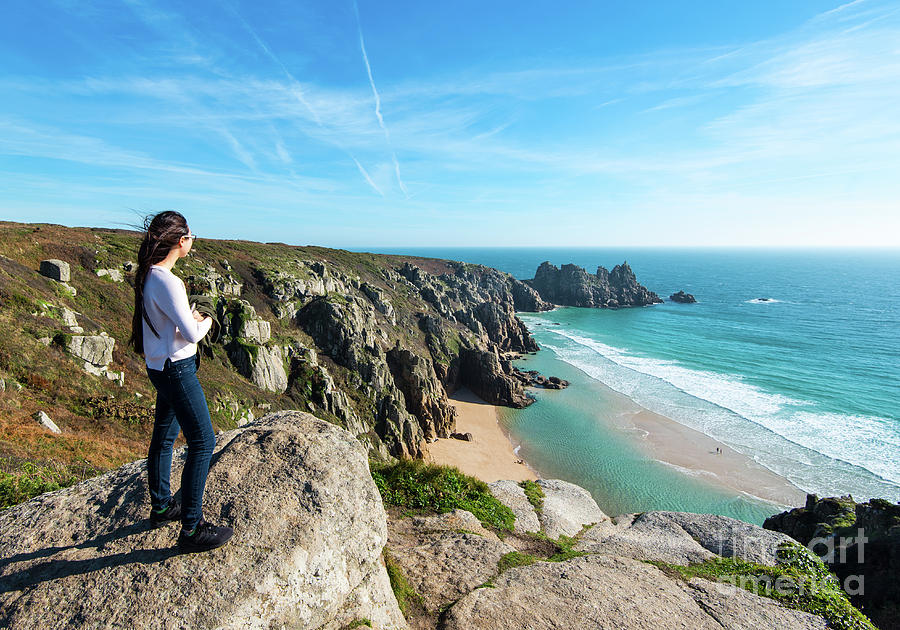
[0,411,407,630]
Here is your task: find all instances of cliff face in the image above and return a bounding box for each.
[0,221,552,473]
[527,260,662,308]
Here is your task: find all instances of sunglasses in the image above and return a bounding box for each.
[182,232,198,242]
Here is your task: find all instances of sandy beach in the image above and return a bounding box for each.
[427,383,805,508]
[619,405,807,507]
[424,387,537,483]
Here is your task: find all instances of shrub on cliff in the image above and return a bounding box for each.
[651,542,876,630]
[370,459,515,532]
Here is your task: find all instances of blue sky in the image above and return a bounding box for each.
[1,0,899,247]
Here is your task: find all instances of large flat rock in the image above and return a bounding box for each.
[575,511,799,566]
[0,411,407,630]
[442,554,722,630]
[575,512,716,564]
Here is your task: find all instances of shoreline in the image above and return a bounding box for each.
[616,401,807,507]
[424,387,538,483]
[429,382,806,510]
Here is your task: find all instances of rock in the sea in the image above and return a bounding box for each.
[536,478,607,538]
[39,259,70,282]
[0,411,407,630]
[31,410,61,434]
[670,290,696,303]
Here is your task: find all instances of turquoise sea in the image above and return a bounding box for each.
[366,247,900,524]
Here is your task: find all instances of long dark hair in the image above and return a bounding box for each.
[129,211,189,355]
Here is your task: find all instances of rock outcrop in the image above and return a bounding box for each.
[459,348,533,408]
[31,410,61,434]
[575,510,798,566]
[39,259,70,282]
[765,494,900,629]
[385,481,835,630]
[527,261,662,308]
[0,411,407,630]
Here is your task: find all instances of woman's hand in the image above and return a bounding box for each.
[190,305,209,322]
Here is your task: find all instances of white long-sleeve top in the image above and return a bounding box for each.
[142,264,212,370]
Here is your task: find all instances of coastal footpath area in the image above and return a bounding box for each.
[0,221,892,628]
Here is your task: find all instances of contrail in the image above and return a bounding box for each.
[229,3,385,196]
[353,0,408,196]
[352,157,384,196]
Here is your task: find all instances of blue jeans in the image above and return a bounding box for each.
[146,355,215,530]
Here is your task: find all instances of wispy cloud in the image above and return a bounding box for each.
[5,0,900,246]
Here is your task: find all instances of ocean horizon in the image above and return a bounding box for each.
[364,246,900,525]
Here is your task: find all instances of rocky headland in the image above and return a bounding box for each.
[526,260,662,308]
[0,221,564,472]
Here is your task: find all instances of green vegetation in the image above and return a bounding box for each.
[341,619,371,629]
[370,459,515,532]
[498,550,539,572]
[0,462,83,510]
[383,549,423,616]
[523,529,591,563]
[519,479,544,515]
[232,338,260,362]
[650,542,875,630]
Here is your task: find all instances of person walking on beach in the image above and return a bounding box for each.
[129,211,233,553]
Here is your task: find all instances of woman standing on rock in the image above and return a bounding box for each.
[129,211,233,553]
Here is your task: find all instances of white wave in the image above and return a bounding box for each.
[656,460,719,479]
[746,298,781,304]
[554,330,801,418]
[539,327,900,493]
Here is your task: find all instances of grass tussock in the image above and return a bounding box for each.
[370,458,515,532]
[383,549,424,617]
[519,479,544,515]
